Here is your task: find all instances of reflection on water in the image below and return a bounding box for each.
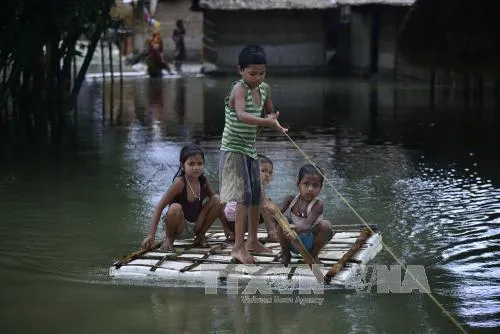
[394,165,500,328]
[146,288,462,333]
[148,290,343,333]
[0,75,499,333]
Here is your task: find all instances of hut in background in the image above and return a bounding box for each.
[195,0,336,73]
[192,0,417,77]
[333,0,415,77]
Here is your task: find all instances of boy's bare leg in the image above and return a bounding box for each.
[309,220,332,262]
[276,226,291,266]
[246,204,272,253]
[220,216,235,242]
[219,204,235,241]
[232,203,255,264]
[262,212,278,242]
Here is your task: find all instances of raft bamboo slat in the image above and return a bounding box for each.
[109,225,383,287]
[325,227,374,283]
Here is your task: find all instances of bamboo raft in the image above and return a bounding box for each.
[109,224,383,288]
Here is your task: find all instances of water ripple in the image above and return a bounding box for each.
[394,162,500,327]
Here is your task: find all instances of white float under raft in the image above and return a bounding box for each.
[109,225,383,288]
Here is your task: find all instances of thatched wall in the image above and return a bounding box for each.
[398,0,500,74]
[339,0,413,4]
[197,0,414,10]
[198,0,335,10]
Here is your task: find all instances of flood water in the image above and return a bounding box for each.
[0,74,499,333]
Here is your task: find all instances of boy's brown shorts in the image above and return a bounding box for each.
[219,151,262,206]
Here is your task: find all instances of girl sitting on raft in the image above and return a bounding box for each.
[141,144,221,251]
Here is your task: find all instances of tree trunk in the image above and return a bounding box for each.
[108,38,114,124]
[118,30,124,124]
[66,22,105,113]
[100,39,106,124]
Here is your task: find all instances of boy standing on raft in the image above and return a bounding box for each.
[218,45,287,264]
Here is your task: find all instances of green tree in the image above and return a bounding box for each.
[0,0,121,145]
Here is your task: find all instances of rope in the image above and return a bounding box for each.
[282,131,468,334]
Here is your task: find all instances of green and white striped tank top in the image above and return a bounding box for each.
[220,80,267,159]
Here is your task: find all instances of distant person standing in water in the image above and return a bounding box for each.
[172,19,186,73]
[144,20,173,76]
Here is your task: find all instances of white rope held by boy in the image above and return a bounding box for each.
[281,131,468,334]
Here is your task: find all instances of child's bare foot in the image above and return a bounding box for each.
[193,235,209,247]
[160,240,175,251]
[246,240,272,254]
[231,246,256,264]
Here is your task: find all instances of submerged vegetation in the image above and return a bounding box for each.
[0,0,120,146]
